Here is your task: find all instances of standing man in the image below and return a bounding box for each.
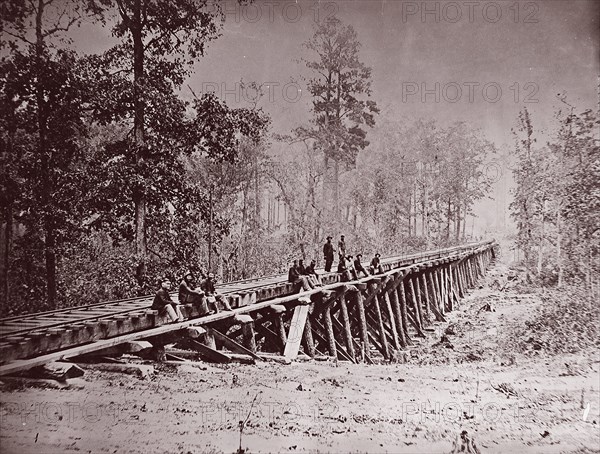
[338,235,347,260]
[323,236,335,272]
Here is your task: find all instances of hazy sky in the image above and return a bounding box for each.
[67,0,599,234]
[69,0,599,143]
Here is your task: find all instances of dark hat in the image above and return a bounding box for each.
[356,253,362,258]
[375,253,381,258]
[327,236,332,240]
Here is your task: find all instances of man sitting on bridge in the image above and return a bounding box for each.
[337,255,353,282]
[152,278,185,323]
[354,254,369,278]
[201,272,233,313]
[288,260,315,291]
[346,255,359,280]
[299,259,320,287]
[370,253,384,275]
[297,259,307,275]
[179,272,208,314]
[305,259,322,287]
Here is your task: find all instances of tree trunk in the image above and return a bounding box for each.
[35,0,57,308]
[132,0,147,288]
[423,181,429,245]
[334,157,340,223]
[462,201,467,239]
[446,198,451,241]
[407,191,412,236]
[44,219,57,309]
[1,102,16,309]
[556,205,563,287]
[413,184,417,235]
[254,155,260,221]
[1,206,12,307]
[537,201,545,275]
[456,203,461,241]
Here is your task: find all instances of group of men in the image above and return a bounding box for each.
[324,235,384,277]
[288,235,385,290]
[154,235,386,322]
[287,259,322,291]
[152,271,231,323]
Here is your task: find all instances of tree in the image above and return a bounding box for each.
[180,92,270,278]
[510,102,598,288]
[266,138,325,261]
[552,105,599,288]
[297,17,379,225]
[85,0,245,286]
[347,118,495,252]
[510,107,542,279]
[1,0,103,309]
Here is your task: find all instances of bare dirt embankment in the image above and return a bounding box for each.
[1,264,599,454]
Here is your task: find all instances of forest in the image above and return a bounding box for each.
[0,0,597,316]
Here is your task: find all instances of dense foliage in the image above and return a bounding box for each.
[1,10,504,315]
[510,105,599,288]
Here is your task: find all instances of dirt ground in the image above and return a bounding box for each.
[1,264,599,454]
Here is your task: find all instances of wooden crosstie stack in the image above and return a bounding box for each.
[0,241,496,376]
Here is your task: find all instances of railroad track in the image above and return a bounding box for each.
[0,276,285,340]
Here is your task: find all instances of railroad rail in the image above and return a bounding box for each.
[0,240,497,376]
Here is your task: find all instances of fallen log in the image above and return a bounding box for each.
[76,362,154,378]
[0,376,84,389]
[25,362,85,381]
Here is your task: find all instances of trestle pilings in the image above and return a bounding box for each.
[195,243,497,363]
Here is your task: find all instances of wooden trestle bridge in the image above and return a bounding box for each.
[0,241,496,376]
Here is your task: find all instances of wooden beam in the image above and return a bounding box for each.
[407,278,423,332]
[382,291,400,350]
[348,288,372,362]
[310,317,354,363]
[188,339,232,364]
[283,305,309,360]
[396,281,413,345]
[338,298,356,361]
[386,284,407,348]
[323,305,337,358]
[211,329,264,361]
[368,283,389,360]
[302,317,316,358]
